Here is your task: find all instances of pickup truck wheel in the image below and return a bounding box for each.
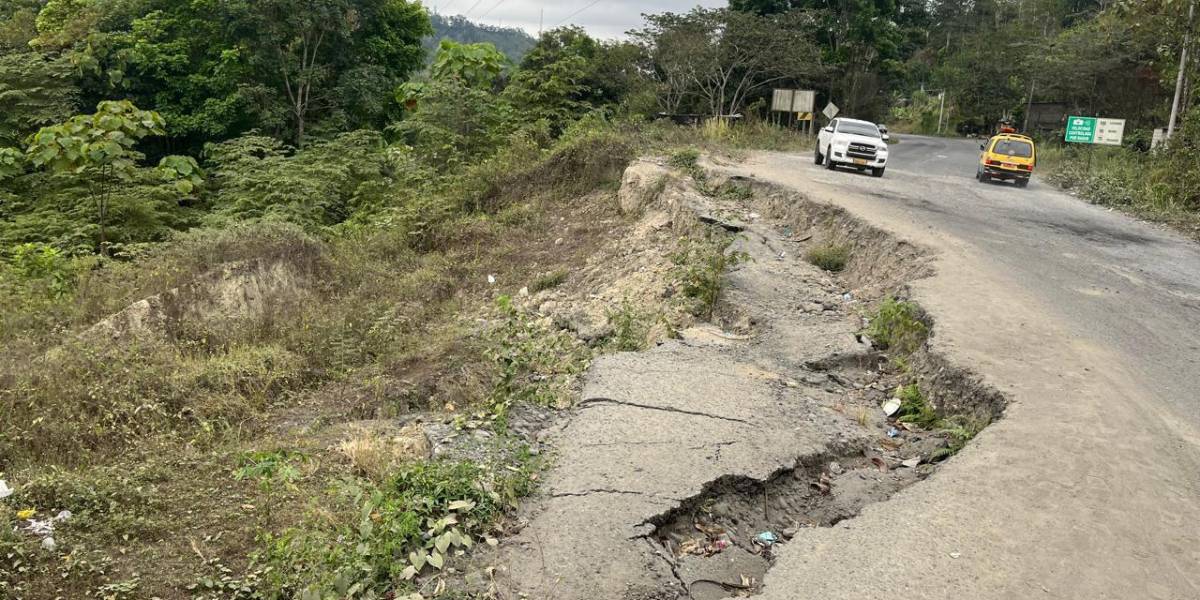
[814,148,823,165]
[825,147,835,170]
[871,167,885,178]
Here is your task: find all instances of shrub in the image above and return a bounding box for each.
[671,234,747,319]
[530,269,568,293]
[804,242,850,272]
[866,297,929,355]
[256,455,537,599]
[606,300,654,351]
[668,147,701,171]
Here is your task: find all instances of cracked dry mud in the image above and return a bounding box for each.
[486,161,1005,600]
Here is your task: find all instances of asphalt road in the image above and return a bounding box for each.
[723,136,1200,600]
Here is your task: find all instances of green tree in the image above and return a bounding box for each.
[426,13,536,64]
[0,0,40,51]
[25,100,200,255]
[505,27,647,126]
[241,0,430,145]
[0,52,79,147]
[430,39,507,88]
[635,8,823,117]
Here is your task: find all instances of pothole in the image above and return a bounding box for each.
[640,350,1004,599]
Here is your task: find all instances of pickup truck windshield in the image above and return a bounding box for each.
[993,140,1033,157]
[837,122,881,138]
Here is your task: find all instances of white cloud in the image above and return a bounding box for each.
[429,0,728,39]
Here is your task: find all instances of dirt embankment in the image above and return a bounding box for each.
[483,157,1007,600]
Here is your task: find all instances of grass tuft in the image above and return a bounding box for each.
[866,297,929,355]
[804,242,851,272]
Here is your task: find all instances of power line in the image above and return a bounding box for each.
[478,0,508,19]
[555,0,603,26]
[439,0,460,13]
[462,0,485,17]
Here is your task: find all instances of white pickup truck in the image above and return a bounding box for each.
[815,118,889,177]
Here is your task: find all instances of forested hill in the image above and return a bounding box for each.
[426,13,537,63]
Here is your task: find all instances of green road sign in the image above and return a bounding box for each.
[1066,116,1097,143]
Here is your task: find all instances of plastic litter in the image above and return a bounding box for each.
[487,274,496,285]
[41,537,56,551]
[24,510,70,538]
[901,457,922,468]
[887,427,901,438]
[881,397,902,417]
[755,531,779,547]
[0,480,11,499]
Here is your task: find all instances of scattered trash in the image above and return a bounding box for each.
[678,536,731,556]
[40,537,56,551]
[487,274,496,285]
[886,427,901,438]
[0,480,11,499]
[842,292,854,301]
[811,473,833,494]
[518,286,530,297]
[16,508,35,520]
[881,397,902,417]
[754,531,779,547]
[827,461,844,476]
[870,457,889,472]
[24,510,70,539]
[901,457,922,468]
[949,552,962,559]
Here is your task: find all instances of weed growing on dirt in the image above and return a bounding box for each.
[254,452,539,599]
[895,383,938,428]
[891,383,989,459]
[933,416,989,459]
[234,450,309,525]
[671,235,748,320]
[529,269,568,293]
[804,242,851,272]
[485,295,592,419]
[606,300,655,351]
[668,147,701,171]
[866,298,929,355]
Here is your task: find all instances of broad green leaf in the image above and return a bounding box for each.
[408,551,425,570]
[447,499,476,512]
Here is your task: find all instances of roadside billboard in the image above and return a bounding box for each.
[1065,116,1125,146]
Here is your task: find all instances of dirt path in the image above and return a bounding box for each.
[722,149,1200,600]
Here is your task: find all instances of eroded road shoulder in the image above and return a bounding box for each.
[486,159,1005,599]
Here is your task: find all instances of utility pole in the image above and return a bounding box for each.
[937,91,946,135]
[1167,0,1196,142]
[1023,78,1036,133]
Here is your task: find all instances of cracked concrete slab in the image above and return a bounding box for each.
[490,164,892,600]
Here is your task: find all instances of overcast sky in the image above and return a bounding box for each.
[427,1,728,39]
